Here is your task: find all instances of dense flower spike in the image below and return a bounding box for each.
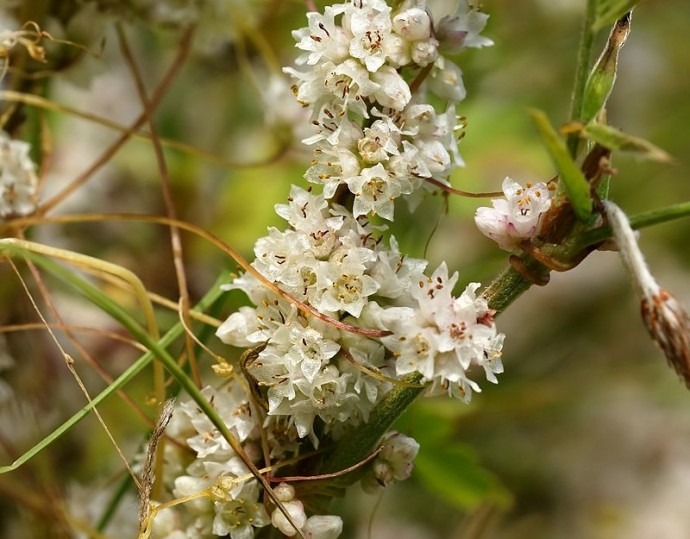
[286,0,489,217]
[166,1,498,537]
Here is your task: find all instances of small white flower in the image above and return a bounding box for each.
[293,5,350,66]
[312,252,380,317]
[370,236,428,299]
[212,480,270,539]
[254,228,317,289]
[285,325,341,383]
[371,65,412,110]
[305,146,361,199]
[0,132,38,218]
[429,57,467,102]
[347,2,393,72]
[180,385,257,459]
[357,118,400,164]
[410,39,439,67]
[379,263,504,399]
[216,306,259,348]
[475,177,552,252]
[346,163,401,221]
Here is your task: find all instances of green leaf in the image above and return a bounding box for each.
[593,0,641,31]
[529,109,592,221]
[582,123,673,162]
[415,443,512,510]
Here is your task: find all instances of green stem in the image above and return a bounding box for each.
[572,200,690,250]
[567,0,597,156]
[318,373,424,475]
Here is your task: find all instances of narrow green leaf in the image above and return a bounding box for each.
[582,123,672,162]
[529,109,592,221]
[0,262,226,476]
[415,443,511,510]
[594,0,641,31]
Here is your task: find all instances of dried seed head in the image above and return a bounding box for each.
[641,289,690,388]
[604,200,690,388]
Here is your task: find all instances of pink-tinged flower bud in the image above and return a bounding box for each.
[435,1,493,54]
[435,15,469,53]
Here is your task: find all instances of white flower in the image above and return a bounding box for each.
[293,5,350,66]
[346,163,401,221]
[370,236,428,299]
[410,39,439,67]
[254,228,315,289]
[347,1,393,72]
[371,65,412,110]
[212,480,270,539]
[180,385,257,459]
[216,306,259,348]
[474,177,552,252]
[285,325,341,383]
[312,251,380,317]
[305,146,361,199]
[429,56,467,102]
[357,118,400,164]
[0,132,38,218]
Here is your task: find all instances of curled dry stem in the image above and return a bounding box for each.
[3,213,392,339]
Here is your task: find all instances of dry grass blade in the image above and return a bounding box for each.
[139,399,175,531]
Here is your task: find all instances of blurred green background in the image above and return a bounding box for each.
[1,0,689,537]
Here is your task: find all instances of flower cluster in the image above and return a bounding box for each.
[474,177,553,252]
[287,0,491,217]
[156,385,269,539]
[164,1,503,537]
[0,131,39,218]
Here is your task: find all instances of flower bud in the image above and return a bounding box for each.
[393,8,432,41]
[582,12,631,123]
[271,499,307,537]
[435,15,468,53]
[303,515,343,539]
[274,482,296,502]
